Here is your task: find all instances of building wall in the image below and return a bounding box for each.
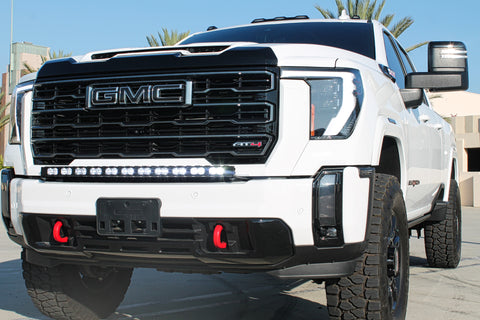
[9,42,49,93]
[430,91,480,207]
[1,42,49,159]
[445,115,480,206]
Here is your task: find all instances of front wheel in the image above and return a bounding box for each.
[22,251,132,320]
[325,174,409,320]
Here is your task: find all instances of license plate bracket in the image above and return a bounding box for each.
[96,198,161,237]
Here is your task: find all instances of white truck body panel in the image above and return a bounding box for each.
[2,17,459,279]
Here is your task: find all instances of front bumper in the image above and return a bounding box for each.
[7,176,315,244]
[2,168,373,279]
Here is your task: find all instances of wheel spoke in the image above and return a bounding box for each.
[387,214,402,310]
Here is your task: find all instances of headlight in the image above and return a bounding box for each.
[9,82,33,144]
[308,70,363,139]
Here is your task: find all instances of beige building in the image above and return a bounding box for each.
[1,42,49,156]
[430,91,480,206]
[7,42,49,94]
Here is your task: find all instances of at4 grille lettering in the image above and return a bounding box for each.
[233,141,263,148]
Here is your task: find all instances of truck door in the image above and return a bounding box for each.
[383,33,440,216]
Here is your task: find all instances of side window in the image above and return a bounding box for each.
[383,33,405,88]
[393,38,430,106]
[394,41,415,74]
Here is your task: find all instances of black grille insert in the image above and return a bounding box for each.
[32,70,278,165]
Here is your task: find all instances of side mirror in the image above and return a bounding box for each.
[429,41,467,73]
[405,41,468,91]
[400,88,423,108]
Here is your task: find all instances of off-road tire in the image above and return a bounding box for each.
[325,174,409,320]
[424,179,462,268]
[22,251,132,320]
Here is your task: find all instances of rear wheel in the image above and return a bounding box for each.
[424,179,462,268]
[325,174,409,320]
[22,251,132,320]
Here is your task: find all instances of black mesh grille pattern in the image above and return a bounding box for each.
[31,70,278,165]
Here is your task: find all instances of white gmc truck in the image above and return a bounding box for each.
[2,16,468,320]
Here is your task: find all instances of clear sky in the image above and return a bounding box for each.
[0,0,478,93]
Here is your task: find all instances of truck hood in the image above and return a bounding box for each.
[36,42,376,81]
[76,42,340,69]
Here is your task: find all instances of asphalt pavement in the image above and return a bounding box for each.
[1,208,479,320]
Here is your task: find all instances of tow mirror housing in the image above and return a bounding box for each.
[429,41,467,73]
[405,41,468,91]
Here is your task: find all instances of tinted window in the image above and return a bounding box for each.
[383,33,405,88]
[181,22,375,59]
[393,40,415,74]
[398,49,414,74]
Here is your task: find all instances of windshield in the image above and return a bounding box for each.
[180,21,375,59]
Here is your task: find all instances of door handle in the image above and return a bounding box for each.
[419,114,430,123]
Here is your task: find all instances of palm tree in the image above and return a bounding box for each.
[146,28,190,47]
[41,50,72,63]
[315,0,427,51]
[23,49,72,74]
[22,62,37,74]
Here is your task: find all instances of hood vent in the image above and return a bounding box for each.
[91,45,229,60]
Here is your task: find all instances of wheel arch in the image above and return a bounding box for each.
[376,135,405,187]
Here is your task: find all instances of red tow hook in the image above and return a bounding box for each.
[53,220,69,243]
[213,224,227,249]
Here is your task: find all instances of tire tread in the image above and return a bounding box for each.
[326,174,408,320]
[424,180,462,268]
[22,251,132,320]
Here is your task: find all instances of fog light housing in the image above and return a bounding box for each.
[312,170,343,246]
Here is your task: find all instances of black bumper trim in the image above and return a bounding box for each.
[268,260,356,279]
[22,215,295,269]
[23,241,366,278]
[20,207,368,277]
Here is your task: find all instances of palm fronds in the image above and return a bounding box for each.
[146,28,190,47]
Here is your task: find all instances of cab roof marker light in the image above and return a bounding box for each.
[41,166,236,179]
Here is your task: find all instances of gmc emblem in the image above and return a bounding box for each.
[86,81,192,107]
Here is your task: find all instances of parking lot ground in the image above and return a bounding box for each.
[0,207,479,320]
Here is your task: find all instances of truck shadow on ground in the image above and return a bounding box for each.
[409,255,428,267]
[0,256,440,320]
[0,258,329,320]
[108,269,330,320]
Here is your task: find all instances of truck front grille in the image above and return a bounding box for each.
[31,70,278,165]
